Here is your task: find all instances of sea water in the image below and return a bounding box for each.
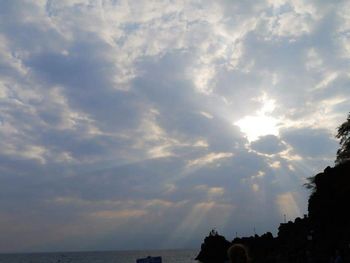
[0,249,198,263]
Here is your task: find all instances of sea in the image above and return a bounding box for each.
[0,249,198,263]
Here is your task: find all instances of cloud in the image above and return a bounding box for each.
[0,0,349,253]
[250,135,286,155]
[281,127,338,158]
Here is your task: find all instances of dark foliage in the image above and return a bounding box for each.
[307,162,350,258]
[336,112,350,165]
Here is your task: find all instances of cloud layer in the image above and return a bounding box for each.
[0,0,349,252]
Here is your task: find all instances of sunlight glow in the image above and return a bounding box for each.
[234,95,279,142]
[165,201,234,246]
[276,192,302,220]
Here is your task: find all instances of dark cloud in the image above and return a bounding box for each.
[250,135,286,155]
[281,127,338,158]
[26,45,146,133]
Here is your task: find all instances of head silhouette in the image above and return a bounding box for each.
[227,244,250,263]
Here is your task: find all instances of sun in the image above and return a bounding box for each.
[235,115,279,142]
[234,95,279,142]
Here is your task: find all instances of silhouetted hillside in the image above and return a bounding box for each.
[196,162,350,263]
[307,162,350,258]
[232,232,277,263]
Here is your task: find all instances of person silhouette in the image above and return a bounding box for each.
[227,244,251,263]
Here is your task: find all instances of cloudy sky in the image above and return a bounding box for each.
[0,0,349,253]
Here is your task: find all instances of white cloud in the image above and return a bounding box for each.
[187,152,233,167]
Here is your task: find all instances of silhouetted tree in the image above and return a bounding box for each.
[307,162,350,259]
[304,175,316,193]
[335,112,350,165]
[305,112,350,192]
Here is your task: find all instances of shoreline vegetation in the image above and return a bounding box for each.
[196,113,350,263]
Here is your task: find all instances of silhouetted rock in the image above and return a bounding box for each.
[195,230,231,263]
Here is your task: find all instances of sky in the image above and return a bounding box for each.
[0,0,349,253]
